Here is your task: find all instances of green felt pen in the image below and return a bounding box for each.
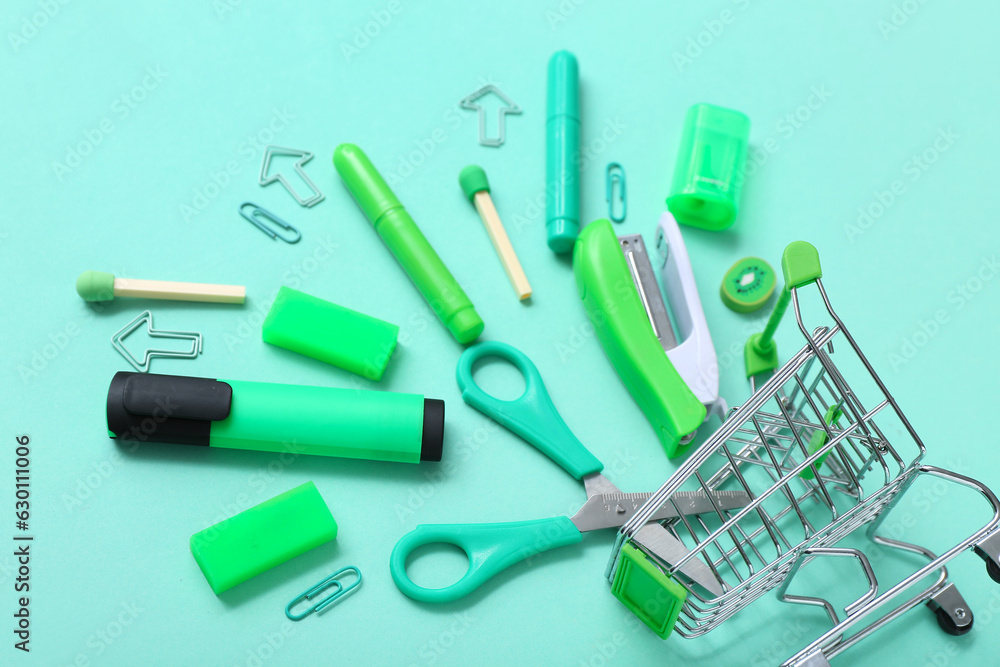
[106,372,445,463]
[333,143,484,344]
[546,50,580,254]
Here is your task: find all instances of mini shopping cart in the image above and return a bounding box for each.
[606,241,1000,667]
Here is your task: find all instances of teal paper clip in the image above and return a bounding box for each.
[240,202,301,243]
[606,163,626,223]
[285,566,362,621]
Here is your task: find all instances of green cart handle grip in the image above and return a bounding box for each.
[572,219,706,457]
[456,341,603,480]
[390,517,582,603]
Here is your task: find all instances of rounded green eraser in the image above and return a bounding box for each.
[458,165,490,202]
[76,270,115,302]
[262,286,400,380]
[190,481,338,595]
[721,257,776,313]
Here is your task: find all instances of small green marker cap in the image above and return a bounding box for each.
[262,286,400,381]
[458,165,490,202]
[667,103,750,231]
[190,481,338,595]
[720,257,776,313]
[332,143,402,224]
[76,270,115,302]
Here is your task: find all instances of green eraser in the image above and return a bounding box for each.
[76,270,115,302]
[190,481,338,595]
[458,165,490,202]
[262,286,400,380]
[721,257,776,313]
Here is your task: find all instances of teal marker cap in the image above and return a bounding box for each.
[546,50,581,254]
[547,51,579,120]
[667,103,750,231]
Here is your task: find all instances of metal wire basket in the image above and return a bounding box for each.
[606,242,1000,667]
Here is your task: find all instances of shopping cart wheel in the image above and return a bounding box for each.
[986,559,1000,585]
[934,606,973,636]
[927,584,973,636]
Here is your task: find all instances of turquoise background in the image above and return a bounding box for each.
[3,1,1000,665]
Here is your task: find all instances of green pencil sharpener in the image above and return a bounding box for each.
[666,103,750,231]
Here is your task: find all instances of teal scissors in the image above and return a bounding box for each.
[390,341,747,603]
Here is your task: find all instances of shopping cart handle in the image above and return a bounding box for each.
[781,241,822,290]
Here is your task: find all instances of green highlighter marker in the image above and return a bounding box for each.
[106,372,444,463]
[334,143,484,344]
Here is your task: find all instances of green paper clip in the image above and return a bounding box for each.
[285,566,362,621]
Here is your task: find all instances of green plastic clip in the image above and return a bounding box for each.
[800,403,844,480]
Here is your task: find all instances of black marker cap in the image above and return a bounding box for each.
[106,371,232,447]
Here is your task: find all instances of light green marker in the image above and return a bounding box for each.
[334,143,484,344]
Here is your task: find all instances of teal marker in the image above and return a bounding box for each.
[546,50,580,254]
[106,372,445,463]
[334,143,484,344]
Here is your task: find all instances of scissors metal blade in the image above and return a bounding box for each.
[633,523,724,597]
[569,489,752,533]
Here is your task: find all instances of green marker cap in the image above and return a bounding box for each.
[458,165,490,202]
[190,481,338,595]
[333,144,403,224]
[667,103,750,231]
[262,286,400,381]
[76,270,115,302]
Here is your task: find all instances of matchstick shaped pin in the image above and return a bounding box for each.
[76,270,246,304]
[458,165,532,300]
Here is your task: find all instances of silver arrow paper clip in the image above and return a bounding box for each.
[258,145,325,208]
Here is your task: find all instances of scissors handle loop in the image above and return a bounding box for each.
[456,341,603,480]
[390,517,582,603]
